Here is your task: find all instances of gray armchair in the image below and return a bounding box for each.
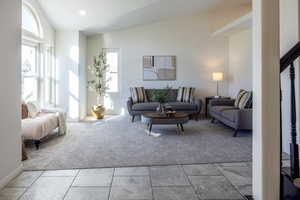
[209,99,252,137]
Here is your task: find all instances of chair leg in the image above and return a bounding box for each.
[131,115,135,123]
[233,130,238,137]
[148,124,152,136]
[34,140,40,150]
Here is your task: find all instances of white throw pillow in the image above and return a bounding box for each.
[27,101,41,118]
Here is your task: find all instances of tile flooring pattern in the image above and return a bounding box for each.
[0,162,252,200]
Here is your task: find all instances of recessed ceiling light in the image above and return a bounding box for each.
[79,10,87,16]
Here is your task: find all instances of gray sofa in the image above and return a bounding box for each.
[127,89,202,122]
[209,99,252,137]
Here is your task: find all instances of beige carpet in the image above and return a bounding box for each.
[23,115,252,170]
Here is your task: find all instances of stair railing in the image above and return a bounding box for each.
[280,41,300,199]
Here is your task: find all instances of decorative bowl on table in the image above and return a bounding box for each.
[166,111,176,117]
[165,105,176,117]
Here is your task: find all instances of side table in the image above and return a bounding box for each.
[205,96,231,117]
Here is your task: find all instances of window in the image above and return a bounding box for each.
[21,3,55,105]
[105,49,119,93]
[22,44,39,101]
[22,3,41,37]
[44,47,56,105]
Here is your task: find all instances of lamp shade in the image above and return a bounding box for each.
[212,72,223,81]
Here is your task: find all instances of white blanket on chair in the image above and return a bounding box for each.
[42,108,67,136]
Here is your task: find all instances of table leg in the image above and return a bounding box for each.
[176,124,180,134]
[205,99,208,118]
[179,124,185,135]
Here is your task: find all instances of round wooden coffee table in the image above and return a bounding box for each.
[141,113,189,135]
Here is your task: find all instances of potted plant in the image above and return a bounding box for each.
[153,90,169,113]
[87,50,110,119]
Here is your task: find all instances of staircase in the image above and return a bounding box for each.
[280,41,300,199]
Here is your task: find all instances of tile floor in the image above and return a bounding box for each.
[0,162,252,200]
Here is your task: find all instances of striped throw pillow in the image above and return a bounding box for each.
[238,91,252,109]
[234,90,247,107]
[130,87,148,104]
[177,87,195,103]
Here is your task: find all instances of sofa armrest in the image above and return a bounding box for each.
[127,97,134,115]
[209,99,235,107]
[236,109,252,130]
[193,98,202,113]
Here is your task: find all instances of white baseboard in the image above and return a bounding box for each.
[0,165,23,189]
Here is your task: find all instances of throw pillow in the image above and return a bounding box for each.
[27,101,41,118]
[130,87,148,104]
[21,103,29,119]
[234,89,247,107]
[177,87,195,103]
[238,91,253,109]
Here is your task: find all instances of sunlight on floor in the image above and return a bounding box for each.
[81,115,124,123]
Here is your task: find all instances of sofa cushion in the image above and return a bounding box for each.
[27,101,41,118]
[146,89,178,102]
[221,109,239,122]
[166,102,198,111]
[210,106,238,113]
[177,87,195,103]
[238,91,252,109]
[130,87,148,104]
[22,103,29,119]
[132,102,159,111]
[234,90,247,107]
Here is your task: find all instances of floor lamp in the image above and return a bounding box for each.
[212,72,223,98]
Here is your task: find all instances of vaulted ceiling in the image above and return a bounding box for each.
[37,0,251,35]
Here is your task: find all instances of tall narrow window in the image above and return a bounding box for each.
[44,47,55,105]
[105,49,119,93]
[21,3,42,102]
[22,44,39,101]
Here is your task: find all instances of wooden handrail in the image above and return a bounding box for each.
[280,41,300,73]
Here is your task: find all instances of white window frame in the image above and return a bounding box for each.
[22,1,43,40]
[43,46,56,106]
[104,48,120,93]
[21,2,56,106]
[22,41,41,102]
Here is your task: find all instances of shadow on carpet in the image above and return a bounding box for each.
[23,115,252,170]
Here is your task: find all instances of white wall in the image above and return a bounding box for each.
[0,0,22,188]
[86,8,250,115]
[79,32,87,119]
[56,31,80,120]
[228,29,252,97]
[56,31,87,120]
[280,0,300,153]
